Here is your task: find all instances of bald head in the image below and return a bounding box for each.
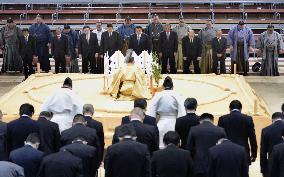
[216,29,222,38]
[188,30,195,38]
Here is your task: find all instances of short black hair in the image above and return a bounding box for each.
[26,133,40,144]
[107,23,113,28]
[135,26,143,29]
[267,24,274,29]
[7,18,13,23]
[163,76,173,90]
[229,100,242,110]
[63,77,72,87]
[163,131,180,146]
[22,28,29,32]
[83,25,90,30]
[272,112,284,120]
[134,98,147,110]
[39,111,53,119]
[200,113,214,121]
[281,103,284,113]
[117,124,136,138]
[19,103,34,116]
[238,21,245,25]
[64,25,71,29]
[73,114,86,123]
[184,98,198,110]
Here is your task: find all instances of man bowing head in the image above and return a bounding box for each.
[41,77,84,132]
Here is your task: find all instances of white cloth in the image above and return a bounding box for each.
[41,87,84,132]
[147,90,186,148]
[93,29,105,46]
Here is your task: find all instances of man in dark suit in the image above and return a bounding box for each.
[151,131,193,177]
[211,29,227,74]
[182,30,201,74]
[51,27,69,74]
[38,148,83,177]
[78,25,100,74]
[121,98,156,126]
[187,113,226,177]
[100,23,122,58]
[37,111,60,154]
[83,104,105,160]
[9,133,44,177]
[269,129,284,177]
[61,136,99,177]
[128,26,152,55]
[61,114,101,162]
[175,98,200,149]
[19,28,37,79]
[0,110,7,160]
[208,138,249,177]
[260,112,284,177]
[6,103,39,153]
[218,100,257,165]
[159,23,178,74]
[113,107,159,155]
[105,124,150,177]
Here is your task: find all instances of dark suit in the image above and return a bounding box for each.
[260,120,284,176]
[61,124,102,162]
[159,31,178,74]
[19,35,36,79]
[9,145,44,177]
[105,139,150,177]
[175,113,200,149]
[269,142,284,177]
[0,121,7,160]
[6,115,39,153]
[51,34,69,73]
[218,110,258,165]
[182,36,201,74]
[38,150,83,177]
[84,115,105,161]
[61,142,99,177]
[100,31,122,57]
[113,120,159,155]
[78,33,99,73]
[37,117,61,154]
[211,37,227,74]
[208,140,249,177]
[128,33,152,55]
[186,121,226,176]
[151,144,193,177]
[121,115,157,127]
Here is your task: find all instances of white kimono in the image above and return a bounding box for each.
[147,90,186,149]
[41,87,84,132]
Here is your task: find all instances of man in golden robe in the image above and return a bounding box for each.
[109,52,152,100]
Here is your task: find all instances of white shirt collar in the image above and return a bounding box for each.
[187,110,196,114]
[131,118,142,122]
[231,109,240,112]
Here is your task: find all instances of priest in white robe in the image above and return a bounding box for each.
[41,77,84,132]
[147,76,186,149]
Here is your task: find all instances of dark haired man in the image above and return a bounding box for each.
[7,103,38,153]
[128,26,152,55]
[218,100,257,165]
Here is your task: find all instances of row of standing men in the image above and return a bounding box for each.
[1,96,284,177]
[1,15,284,78]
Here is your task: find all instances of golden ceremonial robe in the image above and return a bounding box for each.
[109,64,152,100]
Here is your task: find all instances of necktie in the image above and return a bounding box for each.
[109,32,112,37]
[190,38,193,43]
[218,38,221,43]
[167,32,170,40]
[25,36,28,43]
